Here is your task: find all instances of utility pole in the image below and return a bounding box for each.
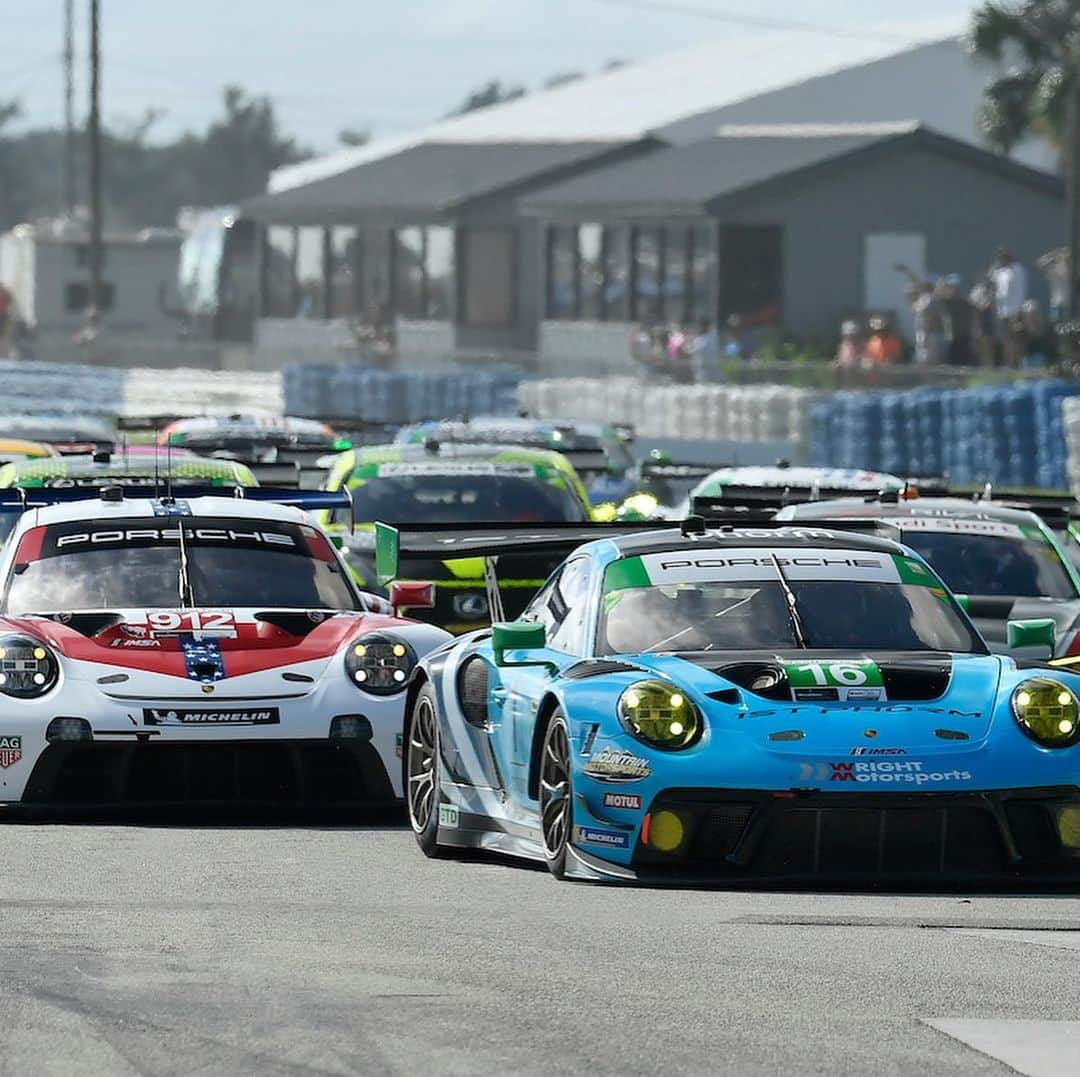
[63,0,76,215]
[87,0,103,332]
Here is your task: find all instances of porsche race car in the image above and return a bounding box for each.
[325,442,593,633]
[388,519,1080,885]
[0,488,449,806]
[777,497,1080,659]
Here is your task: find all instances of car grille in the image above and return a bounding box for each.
[634,788,1080,880]
[23,740,394,806]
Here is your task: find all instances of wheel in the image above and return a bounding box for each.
[406,684,449,858]
[538,710,573,880]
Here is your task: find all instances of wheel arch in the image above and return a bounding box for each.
[528,691,565,800]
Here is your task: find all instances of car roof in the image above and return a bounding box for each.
[20,495,310,529]
[694,466,904,495]
[349,441,576,471]
[0,453,255,484]
[412,416,610,439]
[163,413,332,438]
[608,524,906,557]
[781,496,1044,527]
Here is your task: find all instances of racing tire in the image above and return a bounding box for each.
[538,710,573,880]
[405,684,456,859]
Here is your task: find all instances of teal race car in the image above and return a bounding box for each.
[386,518,1080,886]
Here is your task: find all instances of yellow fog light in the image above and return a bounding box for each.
[617,680,701,750]
[1011,678,1080,748]
[1057,805,1080,851]
[647,810,686,853]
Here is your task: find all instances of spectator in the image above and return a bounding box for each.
[1037,248,1069,323]
[969,278,998,366]
[689,319,721,383]
[991,247,1028,367]
[906,280,945,364]
[835,319,863,368]
[937,274,976,366]
[863,316,903,366]
[1020,300,1049,370]
[723,314,746,359]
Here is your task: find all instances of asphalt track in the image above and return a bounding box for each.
[0,810,1077,1076]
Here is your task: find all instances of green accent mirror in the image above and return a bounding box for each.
[492,621,547,667]
[1007,618,1057,654]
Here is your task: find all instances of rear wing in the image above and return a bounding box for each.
[0,486,352,515]
[691,484,899,515]
[374,520,676,620]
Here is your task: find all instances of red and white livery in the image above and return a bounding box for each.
[0,493,449,806]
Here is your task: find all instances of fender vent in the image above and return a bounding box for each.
[457,655,490,727]
[563,659,644,681]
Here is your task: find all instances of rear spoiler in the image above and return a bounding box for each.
[691,485,907,515]
[374,520,677,608]
[640,461,718,483]
[0,486,352,515]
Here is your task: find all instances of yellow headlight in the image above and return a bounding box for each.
[618,680,700,750]
[647,810,686,853]
[1012,678,1080,748]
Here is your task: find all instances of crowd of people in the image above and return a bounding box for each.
[838,247,1053,370]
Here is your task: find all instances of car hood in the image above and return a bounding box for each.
[619,650,1005,751]
[0,608,405,681]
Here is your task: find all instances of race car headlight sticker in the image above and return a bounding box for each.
[345,633,416,695]
[1011,678,1080,748]
[0,635,59,699]
[617,680,700,751]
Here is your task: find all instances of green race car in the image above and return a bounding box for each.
[323,441,592,633]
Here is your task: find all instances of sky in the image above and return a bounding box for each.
[5,0,977,154]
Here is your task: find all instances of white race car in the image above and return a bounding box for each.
[0,489,449,806]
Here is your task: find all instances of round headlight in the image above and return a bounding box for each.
[1011,678,1080,748]
[344,633,416,695]
[617,680,700,751]
[0,635,59,699]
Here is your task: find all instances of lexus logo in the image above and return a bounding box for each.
[453,593,489,620]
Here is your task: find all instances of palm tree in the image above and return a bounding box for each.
[970,1,1080,316]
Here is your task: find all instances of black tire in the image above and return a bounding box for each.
[405,683,451,858]
[538,710,574,880]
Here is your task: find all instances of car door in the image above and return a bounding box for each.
[495,556,592,803]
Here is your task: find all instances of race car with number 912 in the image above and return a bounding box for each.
[381,518,1080,886]
[0,486,449,807]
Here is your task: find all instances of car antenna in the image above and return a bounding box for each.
[153,425,161,500]
[165,430,174,502]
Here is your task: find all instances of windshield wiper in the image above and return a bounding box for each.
[176,517,195,608]
[769,552,809,649]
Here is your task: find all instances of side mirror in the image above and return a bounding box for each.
[389,580,436,616]
[492,620,548,668]
[330,535,344,550]
[954,594,971,614]
[1007,618,1057,656]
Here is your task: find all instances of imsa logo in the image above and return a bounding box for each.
[0,736,22,768]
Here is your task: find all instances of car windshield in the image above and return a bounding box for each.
[346,473,589,525]
[598,547,983,655]
[4,516,358,613]
[901,530,1077,600]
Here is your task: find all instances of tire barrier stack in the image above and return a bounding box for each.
[517,379,820,444]
[814,380,1080,490]
[0,360,282,427]
[283,364,523,426]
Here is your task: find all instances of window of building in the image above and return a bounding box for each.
[327,226,359,319]
[295,226,326,318]
[632,227,662,323]
[579,224,604,321]
[360,227,393,324]
[664,226,688,324]
[394,227,426,319]
[65,281,115,312]
[603,226,630,322]
[719,225,783,326]
[461,228,515,327]
[546,226,578,320]
[262,226,296,317]
[424,226,454,319]
[686,224,717,327]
